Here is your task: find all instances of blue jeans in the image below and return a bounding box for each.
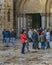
[46,41,50,49]
[11,37,16,47]
[41,41,45,49]
[26,42,29,51]
[21,43,25,54]
[5,38,9,47]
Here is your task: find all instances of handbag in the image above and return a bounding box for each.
[25,40,27,43]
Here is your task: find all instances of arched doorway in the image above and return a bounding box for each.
[14,0,47,37]
[26,13,41,29]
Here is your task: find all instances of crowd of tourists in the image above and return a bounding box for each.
[2,28,52,54]
[2,29,16,47]
[20,28,52,54]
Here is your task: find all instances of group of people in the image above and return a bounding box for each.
[2,29,16,47]
[20,28,51,54]
[2,27,51,54]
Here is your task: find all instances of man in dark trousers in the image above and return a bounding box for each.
[10,29,16,47]
[32,29,38,49]
[4,29,10,47]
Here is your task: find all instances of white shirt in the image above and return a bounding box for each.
[28,30,32,38]
[46,32,50,40]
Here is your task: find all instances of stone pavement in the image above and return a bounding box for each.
[0,39,52,65]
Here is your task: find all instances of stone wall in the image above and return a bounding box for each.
[0,0,4,38]
[0,0,13,38]
[4,0,13,30]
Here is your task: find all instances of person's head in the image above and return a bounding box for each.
[34,29,36,32]
[21,29,24,34]
[12,28,14,31]
[3,29,6,31]
[47,28,50,32]
[21,29,26,34]
[5,29,8,31]
[24,30,26,34]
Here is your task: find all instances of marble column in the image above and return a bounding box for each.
[17,16,21,37]
[41,14,46,29]
[50,14,52,30]
[46,13,50,29]
[20,16,24,28]
[17,14,27,37]
[23,16,26,29]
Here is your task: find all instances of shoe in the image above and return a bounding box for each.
[38,48,40,49]
[6,46,9,47]
[21,52,25,54]
[28,50,30,52]
[46,47,50,49]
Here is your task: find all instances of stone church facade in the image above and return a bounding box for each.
[14,0,52,37]
[0,0,52,37]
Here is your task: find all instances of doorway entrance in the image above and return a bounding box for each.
[26,13,41,29]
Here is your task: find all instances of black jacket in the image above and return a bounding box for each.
[10,31,16,38]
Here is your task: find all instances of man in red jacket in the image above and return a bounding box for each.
[20,30,27,54]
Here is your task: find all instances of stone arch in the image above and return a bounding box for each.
[19,0,42,14]
[46,0,50,13]
[45,0,52,28]
[19,0,28,14]
[49,0,52,13]
[48,0,52,29]
[15,0,28,14]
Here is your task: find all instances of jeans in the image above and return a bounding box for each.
[28,38,32,42]
[11,37,16,47]
[41,41,45,49]
[26,42,29,51]
[32,40,38,49]
[21,43,25,54]
[46,41,50,49]
[5,38,9,47]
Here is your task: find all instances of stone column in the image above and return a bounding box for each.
[41,14,46,29]
[50,14,52,30]
[20,16,23,28]
[23,15,26,29]
[17,14,27,37]
[17,15,24,37]
[47,14,50,28]
[17,16,20,37]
